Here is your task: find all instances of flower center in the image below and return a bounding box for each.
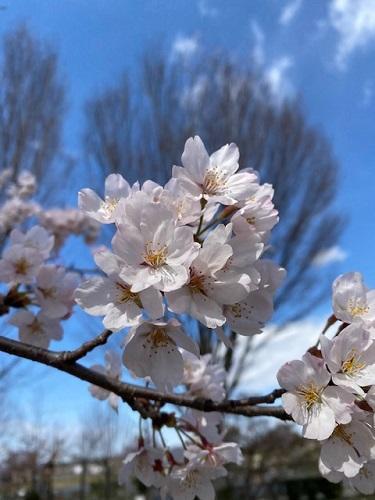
[40,286,57,299]
[333,425,353,446]
[14,258,31,275]
[184,469,199,488]
[188,271,206,294]
[100,196,119,219]
[342,349,366,376]
[115,282,141,306]
[296,383,322,410]
[143,243,168,268]
[246,216,257,225]
[347,299,369,317]
[229,303,243,318]
[29,319,42,335]
[202,168,226,195]
[149,327,171,348]
[360,466,370,479]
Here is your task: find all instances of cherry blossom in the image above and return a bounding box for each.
[89,350,122,411]
[172,135,258,205]
[332,272,375,327]
[79,173,135,224]
[35,265,79,319]
[38,208,100,250]
[123,319,199,391]
[113,201,199,292]
[119,446,166,488]
[185,442,243,469]
[0,245,43,285]
[321,324,375,394]
[75,248,164,330]
[277,353,354,440]
[163,461,226,500]
[231,182,279,241]
[162,177,202,225]
[166,224,251,328]
[319,416,375,478]
[182,352,226,442]
[224,260,285,335]
[320,459,375,495]
[9,226,54,259]
[183,352,226,402]
[9,310,63,348]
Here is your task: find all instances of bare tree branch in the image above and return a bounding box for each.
[0,335,290,421]
[0,25,66,202]
[57,329,114,363]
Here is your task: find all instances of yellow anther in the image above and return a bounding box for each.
[116,282,141,306]
[296,383,322,410]
[202,168,226,195]
[150,327,170,348]
[143,243,168,268]
[14,258,31,275]
[100,196,119,219]
[342,349,366,376]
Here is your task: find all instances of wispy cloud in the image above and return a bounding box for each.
[279,0,302,26]
[232,319,324,393]
[312,245,348,267]
[250,19,265,65]
[197,0,218,18]
[265,56,294,100]
[171,34,199,58]
[329,0,375,70]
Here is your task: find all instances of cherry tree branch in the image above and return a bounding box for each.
[0,335,291,421]
[56,329,114,362]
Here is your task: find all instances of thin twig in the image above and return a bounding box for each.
[56,329,114,363]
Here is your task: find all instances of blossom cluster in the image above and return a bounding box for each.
[118,352,242,500]
[75,136,284,393]
[0,168,100,347]
[73,136,284,497]
[0,224,79,347]
[0,168,100,249]
[88,349,241,499]
[278,272,375,495]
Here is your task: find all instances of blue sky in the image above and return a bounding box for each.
[1,0,375,441]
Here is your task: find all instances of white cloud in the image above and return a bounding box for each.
[171,35,199,58]
[231,318,324,394]
[181,76,208,107]
[312,245,348,267]
[329,0,375,69]
[198,0,218,18]
[265,56,294,99]
[251,20,265,65]
[279,0,302,26]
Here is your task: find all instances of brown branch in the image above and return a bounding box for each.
[0,335,291,421]
[225,389,286,407]
[56,329,114,363]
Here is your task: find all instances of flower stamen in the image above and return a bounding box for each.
[297,383,322,410]
[342,349,366,376]
[202,168,226,195]
[143,243,168,268]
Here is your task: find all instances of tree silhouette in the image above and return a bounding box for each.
[83,50,342,385]
[0,25,66,200]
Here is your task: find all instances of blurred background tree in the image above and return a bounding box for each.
[0,25,66,201]
[83,50,343,389]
